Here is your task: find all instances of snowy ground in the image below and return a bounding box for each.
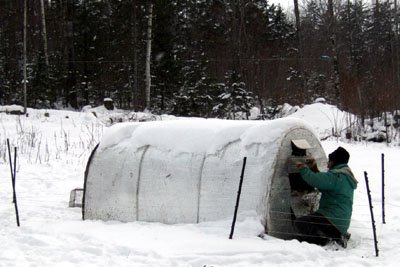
[0,104,399,266]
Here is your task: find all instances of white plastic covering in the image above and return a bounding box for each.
[83,118,327,238]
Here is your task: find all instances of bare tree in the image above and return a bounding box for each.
[293,0,305,97]
[145,2,153,110]
[327,0,341,104]
[23,0,27,114]
[132,3,138,110]
[293,0,301,41]
[394,0,400,90]
[40,0,49,68]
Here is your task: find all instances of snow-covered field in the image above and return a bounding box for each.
[0,104,399,266]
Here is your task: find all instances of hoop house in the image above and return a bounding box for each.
[83,118,327,239]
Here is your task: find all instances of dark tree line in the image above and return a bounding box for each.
[1,0,400,119]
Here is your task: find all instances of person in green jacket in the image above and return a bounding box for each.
[294,146,358,248]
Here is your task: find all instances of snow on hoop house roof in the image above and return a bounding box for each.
[83,118,327,239]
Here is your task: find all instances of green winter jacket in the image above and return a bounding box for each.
[299,163,358,234]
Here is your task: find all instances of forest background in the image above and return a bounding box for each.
[1,0,399,121]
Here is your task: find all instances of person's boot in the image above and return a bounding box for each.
[336,233,351,248]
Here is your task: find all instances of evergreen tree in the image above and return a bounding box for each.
[1,0,399,116]
[336,0,369,115]
[363,1,396,115]
[151,0,180,113]
[171,0,218,117]
[213,70,255,119]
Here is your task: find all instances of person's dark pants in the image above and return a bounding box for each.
[294,212,342,246]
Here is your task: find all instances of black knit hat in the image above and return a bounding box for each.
[328,146,350,165]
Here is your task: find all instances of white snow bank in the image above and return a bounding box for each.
[0,104,24,113]
[289,102,355,139]
[98,117,317,156]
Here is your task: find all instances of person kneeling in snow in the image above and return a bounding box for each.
[294,147,358,248]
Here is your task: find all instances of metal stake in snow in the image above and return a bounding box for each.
[364,171,378,257]
[381,153,386,224]
[229,157,247,239]
[7,139,20,227]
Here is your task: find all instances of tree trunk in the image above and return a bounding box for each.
[132,2,139,110]
[328,0,340,105]
[64,2,77,109]
[394,0,400,96]
[293,0,304,97]
[145,2,153,110]
[23,0,27,114]
[40,0,49,68]
[293,0,301,42]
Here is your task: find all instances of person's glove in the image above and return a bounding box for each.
[305,158,319,172]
